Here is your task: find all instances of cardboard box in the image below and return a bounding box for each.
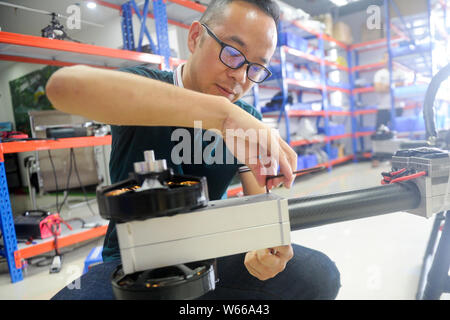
[332,22,353,45]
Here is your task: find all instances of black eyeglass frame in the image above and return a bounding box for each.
[201,23,272,83]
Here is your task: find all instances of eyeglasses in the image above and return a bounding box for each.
[201,23,272,83]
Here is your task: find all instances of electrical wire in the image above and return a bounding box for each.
[390,171,427,184]
[47,150,59,211]
[57,148,74,213]
[381,168,427,185]
[71,148,97,216]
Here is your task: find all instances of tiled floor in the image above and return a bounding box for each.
[0,161,448,300]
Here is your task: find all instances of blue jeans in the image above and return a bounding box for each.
[51,244,341,300]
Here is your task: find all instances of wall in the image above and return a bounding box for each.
[0,63,44,127]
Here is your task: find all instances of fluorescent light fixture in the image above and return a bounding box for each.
[86,1,96,9]
[329,0,360,7]
[329,0,349,6]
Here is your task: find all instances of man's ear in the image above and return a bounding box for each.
[187,21,203,54]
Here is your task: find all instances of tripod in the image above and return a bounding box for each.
[416,211,450,299]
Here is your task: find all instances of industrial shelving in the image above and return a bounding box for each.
[348,0,440,154]
[260,15,359,172]
[0,136,113,283]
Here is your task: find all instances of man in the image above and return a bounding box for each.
[372,52,406,167]
[47,0,340,299]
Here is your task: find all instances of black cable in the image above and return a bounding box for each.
[47,150,59,212]
[71,149,97,216]
[28,236,101,267]
[57,148,74,213]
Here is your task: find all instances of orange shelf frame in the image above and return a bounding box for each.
[290,133,352,147]
[286,78,351,94]
[354,131,376,138]
[167,0,206,12]
[14,225,108,269]
[263,110,351,118]
[354,109,378,115]
[1,136,112,155]
[283,46,349,72]
[353,86,375,94]
[291,20,349,50]
[0,31,164,68]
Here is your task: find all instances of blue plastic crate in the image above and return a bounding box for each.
[278,32,307,52]
[83,246,103,274]
[303,154,318,168]
[395,116,416,132]
[290,102,314,110]
[318,124,346,136]
[269,63,295,80]
[297,156,305,170]
[327,147,339,160]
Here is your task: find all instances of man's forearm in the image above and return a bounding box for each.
[45,65,232,132]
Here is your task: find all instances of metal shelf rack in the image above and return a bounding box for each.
[0,136,113,283]
[262,17,357,172]
[348,0,440,153]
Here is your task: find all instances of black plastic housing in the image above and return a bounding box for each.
[96,169,209,223]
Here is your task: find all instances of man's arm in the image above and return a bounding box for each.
[240,170,294,281]
[45,65,231,131]
[46,65,297,188]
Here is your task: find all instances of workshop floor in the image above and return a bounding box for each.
[0,160,448,300]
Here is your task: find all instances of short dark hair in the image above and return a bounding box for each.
[199,0,280,27]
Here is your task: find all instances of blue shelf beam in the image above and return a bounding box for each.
[153,0,171,69]
[129,0,158,54]
[120,0,171,69]
[0,161,23,283]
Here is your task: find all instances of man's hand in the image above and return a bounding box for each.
[244,245,294,281]
[222,107,297,190]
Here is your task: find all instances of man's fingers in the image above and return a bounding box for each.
[255,248,286,271]
[244,251,280,281]
[272,245,294,260]
[278,152,294,189]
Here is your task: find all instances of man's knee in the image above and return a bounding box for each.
[311,251,341,299]
[288,246,341,300]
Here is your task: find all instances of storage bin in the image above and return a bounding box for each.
[318,124,346,136]
[269,63,295,80]
[395,116,416,132]
[327,146,339,160]
[303,154,318,168]
[297,156,305,170]
[278,32,308,52]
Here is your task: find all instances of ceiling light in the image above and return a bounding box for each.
[329,0,360,7]
[86,1,97,9]
[329,0,350,6]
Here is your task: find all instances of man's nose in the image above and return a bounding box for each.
[227,64,248,84]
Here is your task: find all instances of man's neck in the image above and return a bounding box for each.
[181,61,198,92]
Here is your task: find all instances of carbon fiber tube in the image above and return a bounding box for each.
[288,182,421,231]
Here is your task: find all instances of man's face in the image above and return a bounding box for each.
[187,1,278,103]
